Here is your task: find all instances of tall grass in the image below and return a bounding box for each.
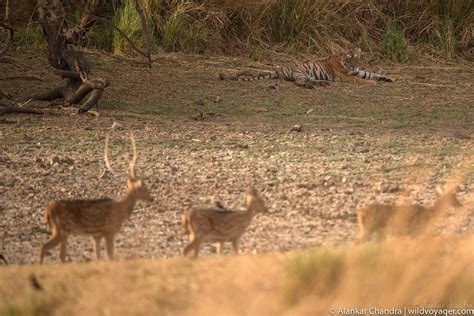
[155,0,227,53]
[381,21,408,62]
[282,238,474,313]
[283,249,344,306]
[113,0,158,54]
[13,24,45,47]
[12,0,474,59]
[0,292,56,316]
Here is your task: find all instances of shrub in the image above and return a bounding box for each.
[381,21,408,62]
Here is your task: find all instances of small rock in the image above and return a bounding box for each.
[268,83,279,91]
[49,156,60,165]
[62,157,74,165]
[290,124,302,132]
[192,111,205,121]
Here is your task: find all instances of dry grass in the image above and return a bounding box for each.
[104,0,473,59]
[0,238,472,315]
[285,237,474,315]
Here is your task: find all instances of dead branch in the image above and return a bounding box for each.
[86,12,151,63]
[132,0,152,68]
[53,69,81,79]
[0,75,43,81]
[64,0,104,45]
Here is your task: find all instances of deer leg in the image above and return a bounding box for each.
[40,232,63,263]
[105,233,115,260]
[215,242,224,255]
[231,239,240,255]
[92,235,102,261]
[59,235,68,263]
[183,238,202,258]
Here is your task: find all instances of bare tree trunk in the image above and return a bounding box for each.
[33,0,109,113]
[0,0,14,54]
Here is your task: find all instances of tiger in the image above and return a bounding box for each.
[219,48,393,89]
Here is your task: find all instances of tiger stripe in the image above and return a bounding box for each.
[219,49,394,88]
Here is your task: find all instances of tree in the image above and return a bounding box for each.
[32,0,151,113]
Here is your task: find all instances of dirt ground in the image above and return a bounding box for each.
[0,48,473,265]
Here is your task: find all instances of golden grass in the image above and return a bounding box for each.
[1,237,472,315]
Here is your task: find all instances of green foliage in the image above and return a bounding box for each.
[159,1,191,52]
[0,293,55,316]
[11,0,473,59]
[435,16,458,59]
[88,24,115,51]
[381,21,408,62]
[13,24,44,47]
[113,0,147,54]
[282,249,344,306]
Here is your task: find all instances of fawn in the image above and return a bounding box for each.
[356,187,462,243]
[182,188,268,257]
[40,133,152,263]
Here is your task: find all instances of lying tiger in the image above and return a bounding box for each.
[219,48,393,89]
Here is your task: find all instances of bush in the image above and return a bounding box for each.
[381,21,408,62]
[13,24,44,47]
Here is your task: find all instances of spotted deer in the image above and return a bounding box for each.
[356,187,462,243]
[40,133,152,263]
[182,188,268,257]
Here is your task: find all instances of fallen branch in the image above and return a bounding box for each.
[0,106,43,115]
[0,75,43,81]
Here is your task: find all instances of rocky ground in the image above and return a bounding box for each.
[1,49,473,264]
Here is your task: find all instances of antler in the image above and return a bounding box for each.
[129,133,137,179]
[103,134,116,176]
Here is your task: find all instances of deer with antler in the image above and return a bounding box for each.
[39,133,152,263]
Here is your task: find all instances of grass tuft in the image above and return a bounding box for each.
[13,24,45,47]
[281,238,474,313]
[381,21,408,62]
[283,249,344,306]
[0,292,56,316]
